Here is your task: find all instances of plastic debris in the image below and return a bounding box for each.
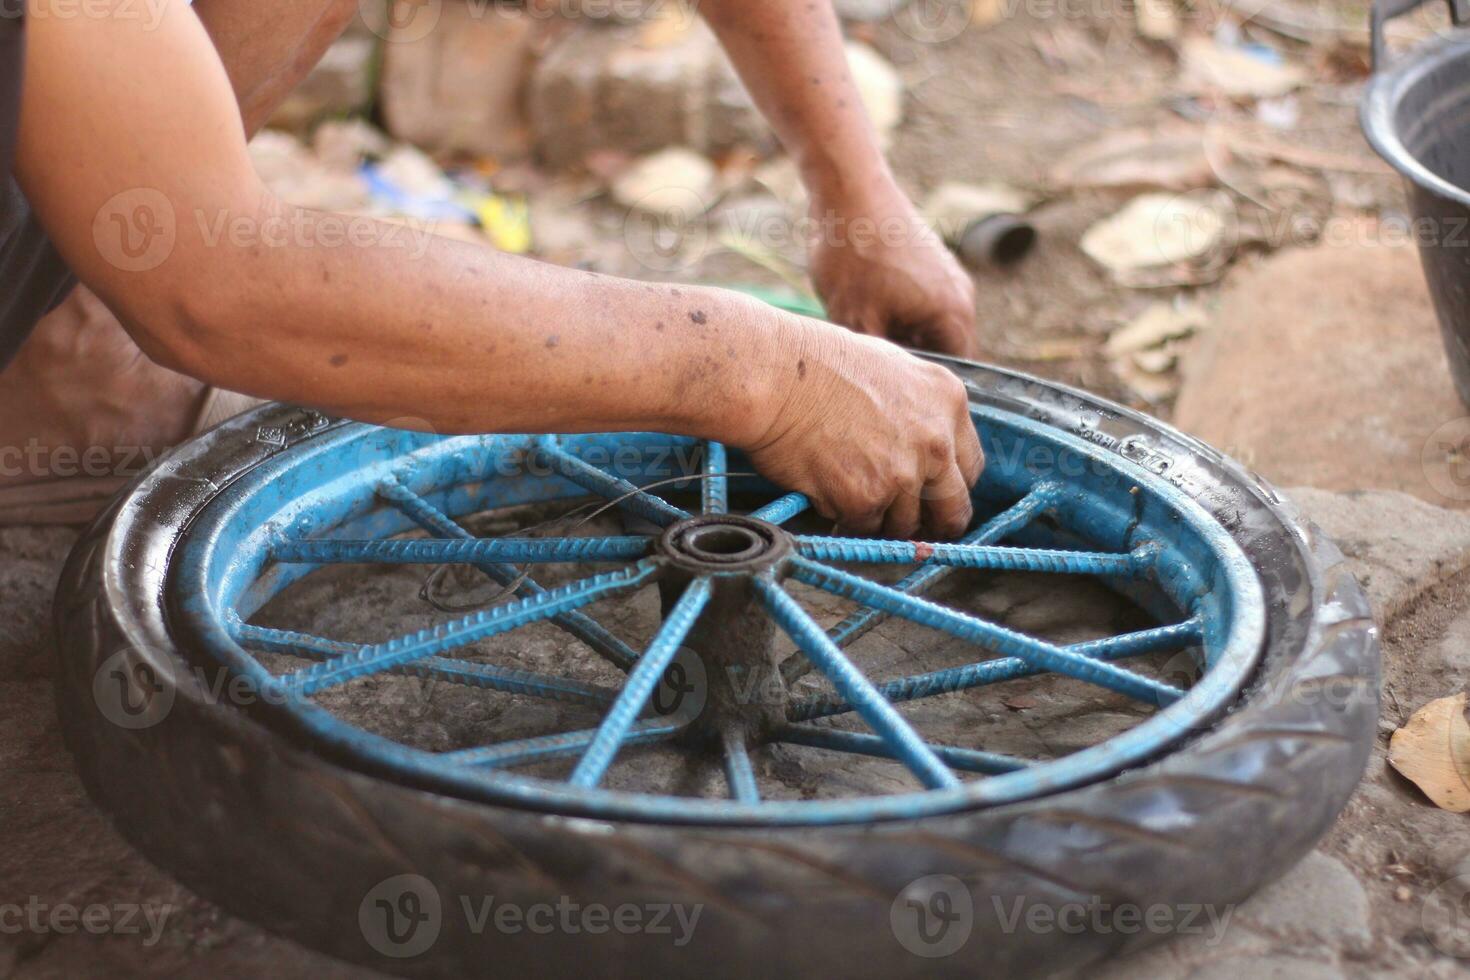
[473,193,532,254]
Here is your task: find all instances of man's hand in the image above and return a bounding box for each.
[696,0,979,359]
[807,187,978,358]
[744,320,983,539]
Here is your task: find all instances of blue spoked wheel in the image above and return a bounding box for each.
[53,359,1377,978]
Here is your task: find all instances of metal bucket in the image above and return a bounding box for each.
[1362,0,1470,407]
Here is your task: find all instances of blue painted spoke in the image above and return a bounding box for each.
[272,535,652,566]
[287,561,659,695]
[569,578,713,788]
[442,720,680,768]
[795,537,1147,577]
[235,622,619,708]
[790,558,1184,706]
[756,579,961,790]
[784,483,1060,683]
[775,724,1029,775]
[789,617,1205,721]
[378,479,641,671]
[750,492,809,525]
[702,440,728,515]
[721,730,760,803]
[534,437,688,527]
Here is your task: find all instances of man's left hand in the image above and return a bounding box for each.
[807,186,978,359]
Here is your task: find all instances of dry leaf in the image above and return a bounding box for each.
[1131,347,1177,374]
[1080,193,1226,274]
[1388,692,1470,812]
[1111,356,1180,401]
[1104,302,1207,357]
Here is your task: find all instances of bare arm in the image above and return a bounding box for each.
[700,0,979,357]
[192,0,358,136]
[700,0,893,216]
[16,0,980,535]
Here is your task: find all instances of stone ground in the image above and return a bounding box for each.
[1174,241,1470,510]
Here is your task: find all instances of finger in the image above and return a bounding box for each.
[921,463,975,539]
[899,314,974,358]
[835,492,891,537]
[937,313,979,359]
[880,482,923,540]
[955,413,984,488]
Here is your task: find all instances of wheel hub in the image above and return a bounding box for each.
[655,515,793,744]
[658,514,791,573]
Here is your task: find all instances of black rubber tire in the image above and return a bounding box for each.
[52,360,1379,978]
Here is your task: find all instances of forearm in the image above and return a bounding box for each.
[193,0,357,136]
[699,0,895,207]
[168,200,807,443]
[17,1,806,447]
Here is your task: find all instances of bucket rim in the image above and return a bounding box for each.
[1362,31,1470,209]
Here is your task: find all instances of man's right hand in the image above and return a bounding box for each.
[743,322,984,540]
